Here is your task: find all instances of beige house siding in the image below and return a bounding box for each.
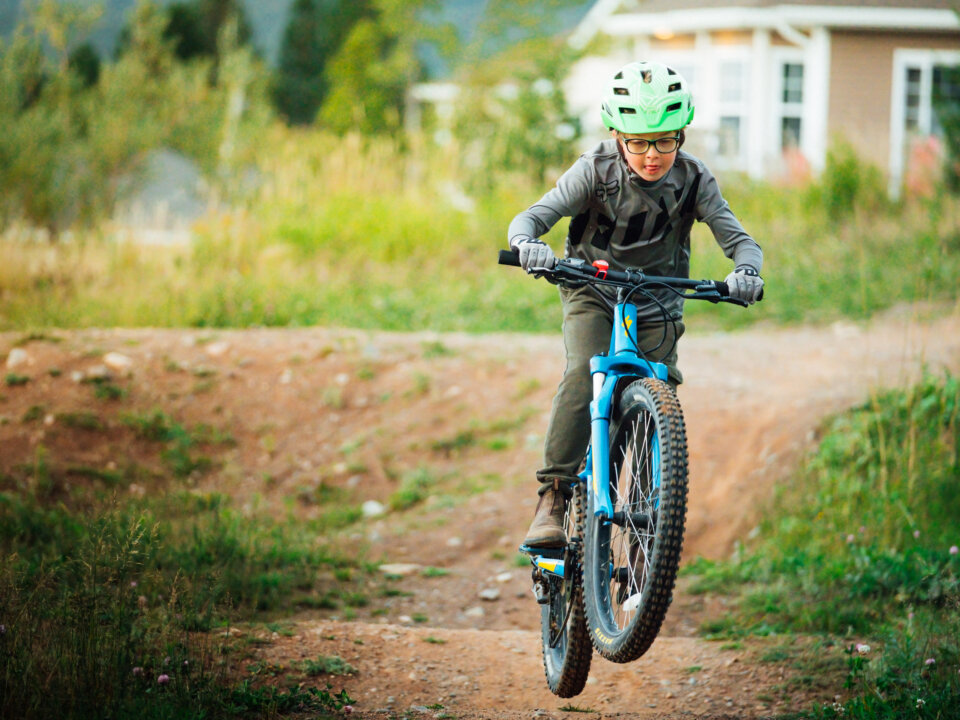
[829,30,960,173]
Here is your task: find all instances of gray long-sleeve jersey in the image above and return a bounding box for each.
[508,139,763,322]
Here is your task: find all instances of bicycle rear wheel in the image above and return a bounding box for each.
[540,482,591,696]
[582,377,688,663]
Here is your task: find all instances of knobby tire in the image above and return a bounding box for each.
[540,482,592,697]
[582,377,689,663]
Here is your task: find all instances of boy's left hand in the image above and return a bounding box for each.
[725,266,764,304]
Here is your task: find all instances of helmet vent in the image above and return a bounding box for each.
[613,87,629,96]
[668,82,681,92]
[619,107,637,115]
[666,66,677,75]
[666,102,681,112]
[641,70,652,83]
[614,71,624,79]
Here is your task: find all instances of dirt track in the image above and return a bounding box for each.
[3,301,959,718]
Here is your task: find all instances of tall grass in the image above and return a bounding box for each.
[2,128,959,332]
[0,460,364,718]
[684,374,960,717]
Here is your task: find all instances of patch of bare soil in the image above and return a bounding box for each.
[2,301,959,718]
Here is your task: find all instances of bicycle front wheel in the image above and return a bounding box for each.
[582,377,688,663]
[540,481,591,696]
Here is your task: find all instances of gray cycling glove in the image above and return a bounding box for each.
[513,236,557,273]
[724,266,764,304]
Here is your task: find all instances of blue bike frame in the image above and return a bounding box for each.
[528,296,668,580]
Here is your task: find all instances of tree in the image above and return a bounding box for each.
[68,42,100,87]
[318,0,440,135]
[273,0,371,125]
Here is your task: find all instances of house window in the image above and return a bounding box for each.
[931,65,960,136]
[902,62,960,137]
[779,63,804,151]
[717,60,747,161]
[905,67,922,131]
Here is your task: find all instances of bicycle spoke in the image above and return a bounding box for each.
[607,408,661,630]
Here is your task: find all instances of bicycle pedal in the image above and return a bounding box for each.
[519,544,564,559]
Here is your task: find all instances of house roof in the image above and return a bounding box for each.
[571,0,960,48]
[617,0,957,10]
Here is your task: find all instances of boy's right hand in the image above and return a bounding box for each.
[513,237,557,273]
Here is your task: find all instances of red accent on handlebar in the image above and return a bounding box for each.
[592,260,609,279]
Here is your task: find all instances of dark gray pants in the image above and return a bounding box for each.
[536,285,684,495]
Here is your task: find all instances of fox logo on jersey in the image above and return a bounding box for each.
[595,179,620,202]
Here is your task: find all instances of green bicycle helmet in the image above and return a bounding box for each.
[600,61,695,134]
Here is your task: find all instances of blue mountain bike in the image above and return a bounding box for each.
[500,249,754,697]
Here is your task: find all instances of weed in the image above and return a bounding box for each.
[92,381,127,400]
[431,430,476,455]
[299,654,356,676]
[5,373,29,386]
[411,613,428,623]
[422,340,454,358]
[48,368,62,377]
[424,636,446,644]
[422,566,450,577]
[13,332,62,346]
[57,411,105,431]
[389,466,436,511]
[21,404,45,423]
[559,705,596,713]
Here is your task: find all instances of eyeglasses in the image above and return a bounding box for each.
[621,135,680,155]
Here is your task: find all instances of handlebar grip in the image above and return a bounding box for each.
[715,281,729,297]
[499,249,521,267]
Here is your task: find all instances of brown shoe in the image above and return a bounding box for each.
[523,485,567,548]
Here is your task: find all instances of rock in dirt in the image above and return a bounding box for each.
[5,348,29,369]
[362,500,387,518]
[103,352,133,372]
[478,588,500,601]
[379,563,421,576]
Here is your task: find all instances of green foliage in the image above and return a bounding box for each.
[298,654,356,676]
[808,140,890,222]
[273,0,370,125]
[684,374,960,716]
[389,466,436,510]
[317,0,442,135]
[451,36,581,187]
[0,0,272,235]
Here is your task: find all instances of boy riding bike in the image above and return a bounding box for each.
[511,61,764,549]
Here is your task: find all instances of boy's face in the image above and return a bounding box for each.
[615,130,680,182]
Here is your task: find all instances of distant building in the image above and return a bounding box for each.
[567,0,960,194]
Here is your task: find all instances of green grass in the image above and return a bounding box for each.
[0,440,369,719]
[2,137,957,334]
[683,373,960,718]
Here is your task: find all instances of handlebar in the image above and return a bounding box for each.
[498,250,758,306]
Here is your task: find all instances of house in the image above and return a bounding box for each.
[566,0,960,194]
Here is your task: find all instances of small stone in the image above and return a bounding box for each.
[446,536,463,547]
[379,563,421,576]
[103,352,133,372]
[6,348,29,369]
[279,369,293,384]
[43,414,55,426]
[70,370,85,383]
[362,500,386,518]
[205,341,230,357]
[335,373,350,385]
[463,606,485,618]
[86,364,112,380]
[478,588,500,601]
[495,572,513,583]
